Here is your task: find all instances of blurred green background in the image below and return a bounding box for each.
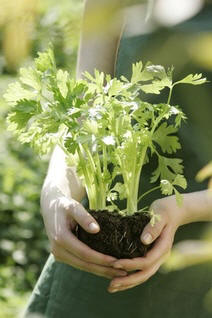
[1,0,212,317]
[0,0,83,316]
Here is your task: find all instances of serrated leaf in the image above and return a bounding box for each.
[4,82,36,104]
[20,67,41,91]
[35,47,55,72]
[153,122,181,154]
[140,80,166,94]
[175,73,207,86]
[7,100,40,130]
[94,69,104,87]
[131,62,143,84]
[83,120,98,135]
[56,69,69,98]
[160,179,173,195]
[146,64,166,79]
[108,79,124,97]
[173,174,187,189]
[7,111,32,131]
[151,156,183,183]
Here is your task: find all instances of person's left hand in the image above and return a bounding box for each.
[108,195,185,293]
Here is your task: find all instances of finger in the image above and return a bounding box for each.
[55,228,117,266]
[60,197,100,233]
[113,226,173,271]
[144,226,174,266]
[108,262,161,292]
[113,257,146,271]
[109,284,136,293]
[140,215,166,245]
[52,246,127,279]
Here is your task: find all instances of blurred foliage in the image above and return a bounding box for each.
[0,0,83,316]
[0,0,83,73]
[196,161,212,189]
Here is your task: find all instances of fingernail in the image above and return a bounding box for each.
[110,289,118,293]
[88,222,99,232]
[111,284,121,288]
[141,233,152,244]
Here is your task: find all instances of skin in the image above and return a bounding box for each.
[108,191,212,292]
[41,0,212,292]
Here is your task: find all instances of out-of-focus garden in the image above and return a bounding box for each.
[0,0,83,316]
[1,0,212,317]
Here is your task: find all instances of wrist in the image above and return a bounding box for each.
[179,190,212,225]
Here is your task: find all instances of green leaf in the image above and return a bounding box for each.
[146,64,167,79]
[94,69,104,87]
[4,82,36,105]
[140,80,167,94]
[56,69,69,98]
[160,179,173,195]
[131,62,143,84]
[7,100,40,130]
[83,120,98,135]
[7,111,32,131]
[151,156,183,183]
[153,122,181,154]
[20,67,41,91]
[107,79,124,97]
[175,73,207,86]
[35,47,55,72]
[173,174,187,189]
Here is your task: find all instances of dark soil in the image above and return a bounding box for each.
[75,210,151,259]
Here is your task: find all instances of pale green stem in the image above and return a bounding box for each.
[77,147,97,209]
[83,145,106,210]
[137,185,161,205]
[126,140,138,214]
[95,152,106,210]
[167,85,173,104]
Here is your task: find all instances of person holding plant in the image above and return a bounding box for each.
[23,0,212,317]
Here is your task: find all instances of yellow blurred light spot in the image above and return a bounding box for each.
[188,33,212,70]
[0,0,38,71]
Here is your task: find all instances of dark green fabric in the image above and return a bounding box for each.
[24,5,212,318]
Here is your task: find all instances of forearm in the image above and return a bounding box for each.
[77,0,124,78]
[42,146,85,202]
[180,190,212,225]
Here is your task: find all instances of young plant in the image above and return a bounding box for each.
[5,47,207,216]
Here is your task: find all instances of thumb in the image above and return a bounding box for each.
[140,217,165,245]
[59,197,100,234]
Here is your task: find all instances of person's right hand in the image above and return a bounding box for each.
[40,186,127,279]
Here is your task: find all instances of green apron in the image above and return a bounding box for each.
[24,5,212,318]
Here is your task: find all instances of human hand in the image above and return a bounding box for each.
[41,184,127,279]
[108,195,185,292]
